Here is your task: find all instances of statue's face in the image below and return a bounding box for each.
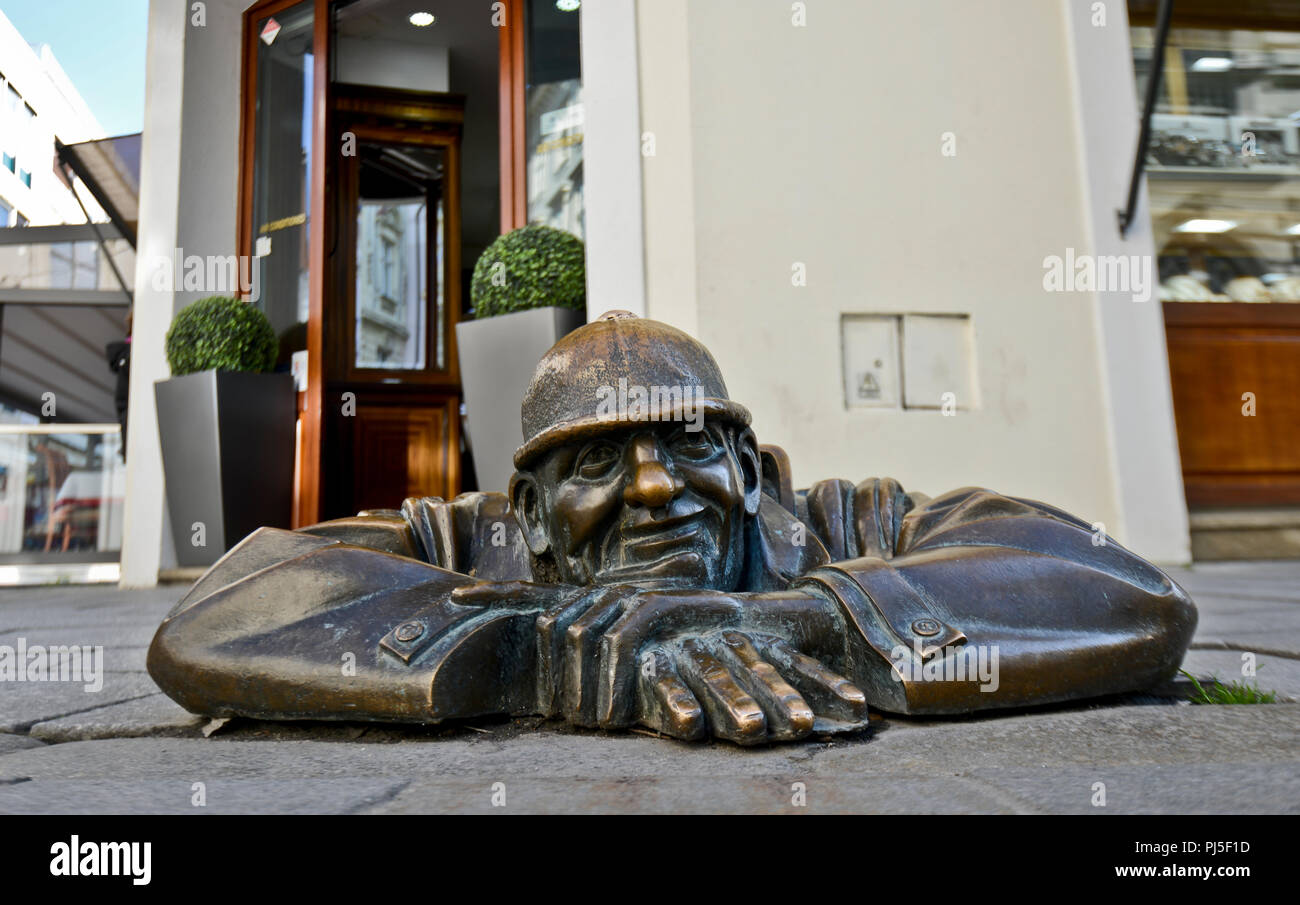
[514,422,758,591]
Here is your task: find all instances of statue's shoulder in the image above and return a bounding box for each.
[398,492,531,579]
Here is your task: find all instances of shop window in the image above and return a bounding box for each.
[247,0,314,352]
[1130,1,1300,508]
[0,198,10,226]
[1132,23,1300,301]
[524,0,584,239]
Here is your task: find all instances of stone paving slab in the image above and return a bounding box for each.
[0,733,45,755]
[0,624,170,650]
[0,672,162,733]
[0,778,410,816]
[966,763,1300,815]
[374,762,1300,814]
[371,774,1019,814]
[11,764,1286,815]
[0,704,1294,814]
[28,693,205,742]
[0,587,182,632]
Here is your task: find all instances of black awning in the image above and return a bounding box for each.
[55,133,141,248]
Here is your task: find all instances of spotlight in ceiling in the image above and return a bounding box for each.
[556,0,581,11]
[409,11,435,27]
[1190,56,1232,72]
[1172,219,1237,234]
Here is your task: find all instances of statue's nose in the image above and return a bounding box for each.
[624,459,683,508]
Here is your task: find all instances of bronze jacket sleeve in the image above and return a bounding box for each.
[791,478,1197,715]
[147,496,538,724]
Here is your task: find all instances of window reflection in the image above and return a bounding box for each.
[353,143,446,371]
[1133,27,1300,302]
[0,427,124,558]
[250,1,314,361]
[526,0,584,238]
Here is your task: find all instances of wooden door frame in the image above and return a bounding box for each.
[335,127,455,386]
[239,0,529,526]
[498,0,527,233]
[238,0,330,529]
[327,97,465,390]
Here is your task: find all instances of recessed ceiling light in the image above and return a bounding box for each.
[1191,57,1232,72]
[409,12,435,26]
[556,0,581,11]
[1173,219,1237,234]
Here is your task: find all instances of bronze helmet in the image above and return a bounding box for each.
[513,311,752,469]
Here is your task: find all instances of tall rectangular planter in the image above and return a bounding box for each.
[456,307,586,494]
[155,370,296,567]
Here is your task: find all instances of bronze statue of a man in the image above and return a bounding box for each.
[148,312,1197,744]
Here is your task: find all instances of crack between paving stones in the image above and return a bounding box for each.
[8,692,162,736]
[1189,641,1300,661]
[1180,591,1300,603]
[343,779,412,814]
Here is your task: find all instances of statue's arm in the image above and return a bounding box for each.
[790,481,1197,713]
[147,526,545,724]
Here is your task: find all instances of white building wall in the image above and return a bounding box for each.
[635,0,1190,562]
[0,10,106,227]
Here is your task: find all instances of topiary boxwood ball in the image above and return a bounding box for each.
[165,295,279,376]
[470,224,586,319]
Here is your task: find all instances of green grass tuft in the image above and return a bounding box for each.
[1180,669,1278,705]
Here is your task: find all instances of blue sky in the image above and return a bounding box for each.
[2,0,148,135]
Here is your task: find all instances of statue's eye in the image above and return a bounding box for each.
[575,441,620,479]
[668,430,717,461]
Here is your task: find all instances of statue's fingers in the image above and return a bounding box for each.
[678,637,767,745]
[536,588,613,716]
[757,638,868,723]
[595,597,670,728]
[562,590,628,726]
[595,591,747,728]
[636,648,705,741]
[717,631,814,742]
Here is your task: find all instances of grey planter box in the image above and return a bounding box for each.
[155,370,296,567]
[456,306,586,494]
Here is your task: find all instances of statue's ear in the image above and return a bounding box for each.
[509,470,550,556]
[735,427,762,517]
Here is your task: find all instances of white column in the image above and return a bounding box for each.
[120,0,189,588]
[634,0,698,336]
[580,0,646,320]
[1063,0,1191,563]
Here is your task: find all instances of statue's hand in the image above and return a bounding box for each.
[533,586,867,744]
[637,631,867,744]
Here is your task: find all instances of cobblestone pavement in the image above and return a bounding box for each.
[1,561,1297,814]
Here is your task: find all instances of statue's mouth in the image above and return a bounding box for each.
[597,509,717,583]
[623,510,706,546]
